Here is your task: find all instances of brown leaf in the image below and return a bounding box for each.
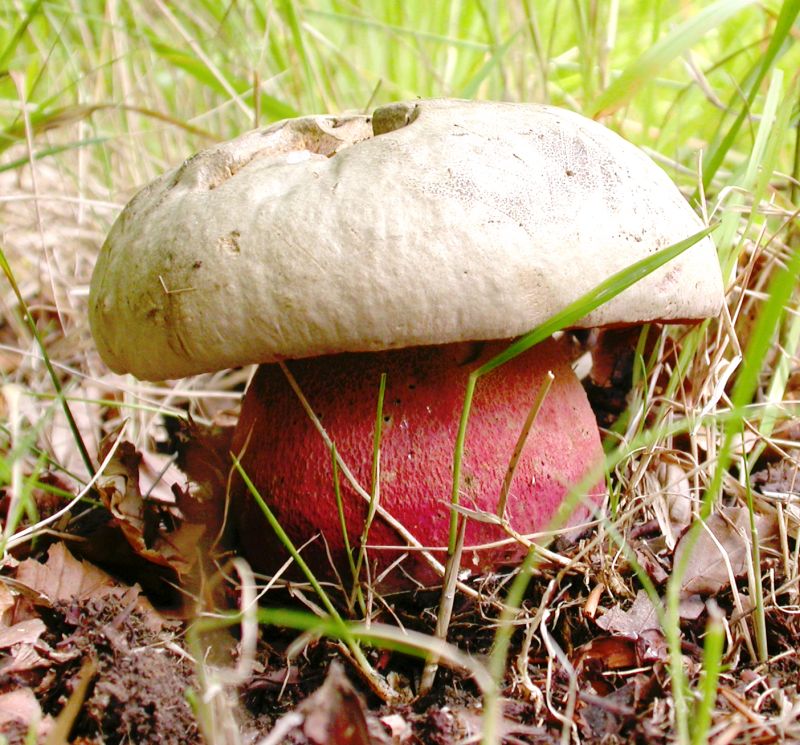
[170,418,234,549]
[171,417,233,505]
[678,595,705,620]
[752,459,800,495]
[14,543,162,631]
[16,542,118,604]
[262,662,379,745]
[0,639,53,675]
[636,628,669,665]
[302,662,372,745]
[632,542,669,585]
[446,702,545,743]
[574,636,638,671]
[0,618,46,648]
[150,521,206,578]
[580,590,671,674]
[752,459,800,524]
[0,584,15,625]
[97,439,205,579]
[577,683,634,740]
[674,507,778,596]
[596,590,660,636]
[574,629,669,677]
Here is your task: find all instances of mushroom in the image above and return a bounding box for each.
[89,99,724,589]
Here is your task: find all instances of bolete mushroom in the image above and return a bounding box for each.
[89,99,724,589]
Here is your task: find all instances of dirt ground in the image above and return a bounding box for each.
[2,388,799,744]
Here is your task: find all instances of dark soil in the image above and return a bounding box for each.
[39,594,197,744]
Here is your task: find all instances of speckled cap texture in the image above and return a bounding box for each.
[89,99,724,380]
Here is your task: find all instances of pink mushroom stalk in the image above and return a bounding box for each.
[233,339,605,588]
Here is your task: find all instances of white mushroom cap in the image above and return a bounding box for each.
[89,99,724,381]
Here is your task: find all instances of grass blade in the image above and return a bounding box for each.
[588,0,756,116]
[457,31,518,99]
[0,246,95,479]
[449,224,715,547]
[699,0,800,192]
[691,606,725,745]
[0,0,45,72]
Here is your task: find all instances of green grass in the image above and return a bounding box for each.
[2,1,800,743]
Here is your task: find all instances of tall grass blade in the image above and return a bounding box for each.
[280,0,320,111]
[351,372,387,591]
[700,0,800,192]
[449,224,715,546]
[0,0,45,72]
[0,247,94,479]
[457,31,518,99]
[691,607,725,745]
[715,70,786,275]
[743,449,768,662]
[0,137,112,175]
[588,0,756,116]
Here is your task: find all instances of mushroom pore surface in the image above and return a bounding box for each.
[233,338,604,589]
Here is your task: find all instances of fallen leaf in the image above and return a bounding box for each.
[0,640,53,675]
[573,636,638,671]
[448,700,545,743]
[0,595,56,678]
[678,595,705,620]
[96,439,205,579]
[752,459,800,525]
[578,682,634,740]
[16,542,118,604]
[632,542,669,585]
[673,507,778,596]
[302,662,372,745]
[752,459,800,495]
[596,590,660,636]
[14,543,162,631]
[574,631,670,679]
[581,591,672,675]
[0,584,15,624]
[0,618,46,648]
[170,417,233,510]
[636,628,669,665]
[263,661,374,745]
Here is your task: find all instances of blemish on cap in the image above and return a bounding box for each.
[218,230,241,254]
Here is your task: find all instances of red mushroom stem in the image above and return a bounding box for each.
[233,338,604,590]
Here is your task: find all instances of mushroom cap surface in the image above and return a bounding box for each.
[89,99,724,381]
